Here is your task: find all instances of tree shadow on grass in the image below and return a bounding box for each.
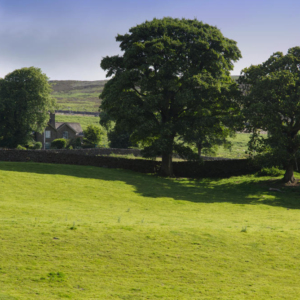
[1,161,300,210]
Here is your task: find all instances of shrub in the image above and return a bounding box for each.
[51,139,67,149]
[27,141,42,150]
[83,125,102,146]
[33,142,42,149]
[256,166,283,177]
[16,145,26,150]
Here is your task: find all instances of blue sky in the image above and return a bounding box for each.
[0,0,299,80]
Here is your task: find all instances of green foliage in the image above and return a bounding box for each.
[26,141,42,150]
[16,145,26,150]
[256,167,284,177]
[33,141,42,150]
[100,17,241,175]
[68,137,82,149]
[238,47,300,182]
[107,127,137,149]
[83,124,102,146]
[0,67,56,148]
[51,138,67,149]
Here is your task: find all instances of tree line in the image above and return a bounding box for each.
[1,17,300,182]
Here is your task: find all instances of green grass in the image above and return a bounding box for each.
[50,80,106,112]
[215,133,253,159]
[0,162,300,299]
[55,115,100,130]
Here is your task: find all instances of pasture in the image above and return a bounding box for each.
[50,80,106,112]
[0,162,299,299]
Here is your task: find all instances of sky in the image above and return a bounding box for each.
[0,0,299,80]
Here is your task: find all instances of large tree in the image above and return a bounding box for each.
[100,18,241,176]
[0,67,56,148]
[238,47,300,183]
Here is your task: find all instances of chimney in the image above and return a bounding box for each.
[49,112,55,125]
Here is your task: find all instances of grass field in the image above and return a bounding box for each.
[50,77,239,113]
[50,80,106,112]
[0,162,300,299]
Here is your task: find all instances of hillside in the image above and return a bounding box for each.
[50,80,107,112]
[50,76,240,113]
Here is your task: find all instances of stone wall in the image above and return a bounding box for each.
[46,148,143,156]
[0,150,259,178]
[0,150,159,174]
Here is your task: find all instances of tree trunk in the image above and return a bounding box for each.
[283,163,295,183]
[160,152,173,177]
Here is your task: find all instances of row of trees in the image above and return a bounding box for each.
[100,17,300,182]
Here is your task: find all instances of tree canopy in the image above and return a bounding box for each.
[0,67,56,148]
[100,17,241,175]
[238,47,300,183]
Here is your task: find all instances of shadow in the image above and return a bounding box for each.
[1,161,300,210]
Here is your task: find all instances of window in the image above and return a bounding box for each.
[63,131,69,139]
[45,130,51,138]
[45,142,51,149]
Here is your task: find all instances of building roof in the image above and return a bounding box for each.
[51,121,84,137]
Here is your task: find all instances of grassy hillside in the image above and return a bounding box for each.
[50,76,240,112]
[0,162,300,299]
[50,80,107,112]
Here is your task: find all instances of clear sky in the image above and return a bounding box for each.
[0,0,299,80]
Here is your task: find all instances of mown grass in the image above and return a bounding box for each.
[0,162,300,299]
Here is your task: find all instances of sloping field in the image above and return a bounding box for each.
[50,80,107,112]
[50,76,240,113]
[1,162,299,299]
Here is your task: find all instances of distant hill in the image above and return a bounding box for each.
[50,76,240,113]
[50,80,107,112]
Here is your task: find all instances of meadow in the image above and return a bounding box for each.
[0,161,300,299]
[50,80,106,112]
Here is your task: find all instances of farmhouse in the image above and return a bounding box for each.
[35,113,84,149]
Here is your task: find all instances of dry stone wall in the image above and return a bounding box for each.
[0,150,259,178]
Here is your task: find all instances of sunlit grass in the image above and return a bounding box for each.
[0,162,300,299]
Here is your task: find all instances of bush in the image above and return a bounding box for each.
[51,139,67,149]
[68,137,82,149]
[33,142,42,149]
[16,145,26,150]
[27,141,42,150]
[83,125,102,146]
[256,166,283,177]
